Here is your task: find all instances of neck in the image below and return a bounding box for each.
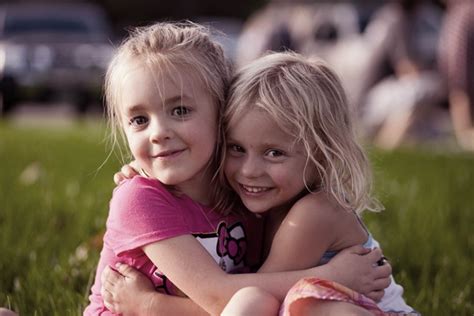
[176,169,213,206]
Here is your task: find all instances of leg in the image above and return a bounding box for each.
[0,308,18,316]
[221,286,280,316]
[290,299,373,316]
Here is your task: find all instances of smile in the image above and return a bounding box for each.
[152,149,186,159]
[240,184,272,194]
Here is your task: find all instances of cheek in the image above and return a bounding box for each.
[224,157,239,179]
[271,165,305,188]
[126,133,146,158]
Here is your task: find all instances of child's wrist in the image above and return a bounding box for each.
[141,291,160,315]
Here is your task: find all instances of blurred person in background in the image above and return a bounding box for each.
[438,0,474,151]
[357,0,446,149]
[235,0,360,68]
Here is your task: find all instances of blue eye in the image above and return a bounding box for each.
[172,106,191,117]
[129,116,148,127]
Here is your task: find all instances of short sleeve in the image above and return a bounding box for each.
[105,176,190,255]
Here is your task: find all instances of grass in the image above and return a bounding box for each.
[0,122,473,315]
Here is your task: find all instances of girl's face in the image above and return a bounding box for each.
[225,108,313,214]
[119,61,217,203]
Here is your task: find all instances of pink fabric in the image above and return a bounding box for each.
[280,278,417,316]
[84,176,248,315]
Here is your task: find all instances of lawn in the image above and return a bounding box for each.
[0,122,472,315]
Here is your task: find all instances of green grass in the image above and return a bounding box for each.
[0,122,473,315]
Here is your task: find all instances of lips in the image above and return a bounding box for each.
[239,183,272,194]
[152,148,186,159]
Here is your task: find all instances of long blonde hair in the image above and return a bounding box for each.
[223,52,382,214]
[105,21,235,214]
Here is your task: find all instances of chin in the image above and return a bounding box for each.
[242,203,268,215]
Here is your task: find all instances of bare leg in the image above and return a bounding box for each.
[290,299,373,316]
[0,308,18,316]
[222,287,280,316]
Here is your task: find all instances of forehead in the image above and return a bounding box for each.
[117,59,212,109]
[228,109,297,145]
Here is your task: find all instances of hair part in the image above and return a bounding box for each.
[104,21,236,215]
[224,52,383,214]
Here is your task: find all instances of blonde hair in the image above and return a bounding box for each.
[105,21,235,215]
[223,52,382,214]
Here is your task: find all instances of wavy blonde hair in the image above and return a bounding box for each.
[222,52,382,214]
[104,21,235,215]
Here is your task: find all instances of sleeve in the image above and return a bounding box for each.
[105,176,190,255]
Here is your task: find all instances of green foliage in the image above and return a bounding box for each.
[0,123,473,315]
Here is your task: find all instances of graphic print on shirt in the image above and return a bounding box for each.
[151,221,248,294]
[195,221,247,272]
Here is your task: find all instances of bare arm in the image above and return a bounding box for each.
[143,235,328,315]
[259,194,389,301]
[258,196,335,272]
[449,89,474,150]
[101,264,208,316]
[102,234,389,315]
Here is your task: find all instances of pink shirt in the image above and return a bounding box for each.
[84,176,252,315]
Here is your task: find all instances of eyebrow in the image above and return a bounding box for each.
[226,136,288,149]
[124,94,192,114]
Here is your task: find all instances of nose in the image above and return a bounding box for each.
[240,155,263,179]
[149,119,172,143]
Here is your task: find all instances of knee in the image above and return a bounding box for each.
[290,300,373,316]
[0,308,18,316]
[222,287,280,316]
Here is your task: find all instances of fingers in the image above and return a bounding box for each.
[113,163,140,185]
[342,244,372,255]
[101,265,123,290]
[121,164,139,178]
[372,276,391,291]
[101,284,118,313]
[366,290,385,302]
[367,247,383,262]
[115,262,140,279]
[373,261,392,279]
[113,172,125,185]
[101,286,113,305]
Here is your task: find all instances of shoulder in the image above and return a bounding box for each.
[112,176,174,205]
[284,192,341,228]
[109,176,178,219]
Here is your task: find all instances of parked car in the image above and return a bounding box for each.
[0,2,115,116]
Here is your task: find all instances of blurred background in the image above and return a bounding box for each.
[0,0,473,315]
[1,0,473,150]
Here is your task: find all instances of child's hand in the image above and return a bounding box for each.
[101,263,155,315]
[324,246,392,302]
[113,161,140,185]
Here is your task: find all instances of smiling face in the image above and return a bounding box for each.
[224,109,314,215]
[119,60,218,203]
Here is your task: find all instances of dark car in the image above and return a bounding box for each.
[0,2,115,116]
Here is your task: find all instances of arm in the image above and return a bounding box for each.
[143,234,349,315]
[259,194,390,301]
[449,89,474,150]
[101,264,208,316]
[143,231,391,314]
[258,195,337,272]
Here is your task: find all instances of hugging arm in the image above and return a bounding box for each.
[101,264,208,316]
[141,234,328,315]
[259,197,391,301]
[102,241,390,315]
